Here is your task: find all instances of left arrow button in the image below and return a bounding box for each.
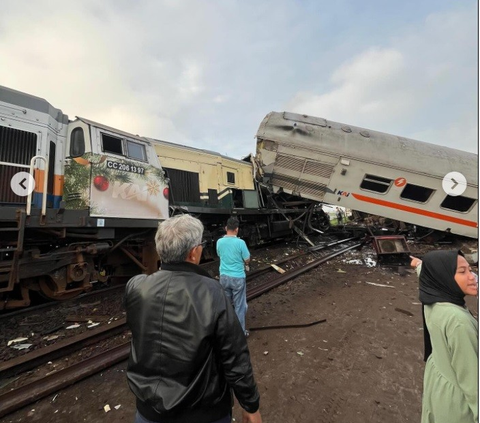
[10,172,35,196]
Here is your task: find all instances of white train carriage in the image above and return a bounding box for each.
[256,112,478,238]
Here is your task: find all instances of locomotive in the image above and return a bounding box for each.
[0,86,169,309]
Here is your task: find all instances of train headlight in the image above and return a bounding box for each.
[163,187,169,199]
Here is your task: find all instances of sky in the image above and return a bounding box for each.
[0,0,477,159]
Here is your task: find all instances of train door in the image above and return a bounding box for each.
[63,120,93,211]
[220,166,237,208]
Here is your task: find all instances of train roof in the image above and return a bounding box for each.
[257,112,478,185]
[0,85,69,125]
[147,137,252,166]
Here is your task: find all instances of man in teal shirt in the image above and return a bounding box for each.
[216,217,251,336]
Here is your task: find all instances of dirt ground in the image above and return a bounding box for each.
[1,241,477,423]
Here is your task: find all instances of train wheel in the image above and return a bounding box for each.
[38,276,84,301]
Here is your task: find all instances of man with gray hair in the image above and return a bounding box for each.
[125,214,262,423]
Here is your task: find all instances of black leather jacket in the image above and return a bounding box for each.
[125,262,260,423]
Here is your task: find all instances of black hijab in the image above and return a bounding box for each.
[418,250,465,361]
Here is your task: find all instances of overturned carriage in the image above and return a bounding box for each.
[255,112,478,239]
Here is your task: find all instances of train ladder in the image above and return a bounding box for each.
[0,209,26,293]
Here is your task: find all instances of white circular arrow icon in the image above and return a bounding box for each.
[442,171,467,197]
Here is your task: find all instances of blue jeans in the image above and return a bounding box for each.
[134,411,231,423]
[219,275,248,333]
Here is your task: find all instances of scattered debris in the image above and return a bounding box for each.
[114,405,121,410]
[363,257,377,267]
[66,315,110,322]
[66,324,81,330]
[263,351,269,355]
[297,351,304,356]
[336,269,346,273]
[365,282,395,289]
[43,335,59,342]
[11,343,32,350]
[87,322,100,329]
[7,337,29,346]
[104,404,111,413]
[394,308,414,317]
[345,259,363,265]
[271,264,286,274]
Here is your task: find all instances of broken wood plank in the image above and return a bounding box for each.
[270,264,286,274]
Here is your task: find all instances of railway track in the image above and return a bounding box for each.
[0,238,363,419]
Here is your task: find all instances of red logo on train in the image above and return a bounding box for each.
[394,177,407,188]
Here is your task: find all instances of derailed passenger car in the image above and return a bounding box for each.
[256,112,478,238]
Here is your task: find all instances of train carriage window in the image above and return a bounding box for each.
[102,134,123,155]
[400,184,434,203]
[440,195,476,213]
[227,172,235,184]
[360,174,392,193]
[126,140,146,161]
[70,127,85,157]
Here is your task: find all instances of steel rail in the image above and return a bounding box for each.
[0,343,129,419]
[0,241,361,418]
[246,236,359,279]
[247,242,363,300]
[0,318,127,379]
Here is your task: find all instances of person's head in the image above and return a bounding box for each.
[226,217,239,233]
[419,250,477,306]
[454,254,478,296]
[155,214,204,264]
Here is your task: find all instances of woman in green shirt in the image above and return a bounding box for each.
[411,251,478,423]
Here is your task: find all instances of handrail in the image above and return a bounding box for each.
[26,155,49,217]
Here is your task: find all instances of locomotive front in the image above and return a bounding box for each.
[0,86,169,309]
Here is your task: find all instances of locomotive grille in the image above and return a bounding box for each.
[0,127,37,165]
[0,127,37,204]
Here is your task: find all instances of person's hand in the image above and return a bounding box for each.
[245,265,250,272]
[410,256,422,269]
[242,409,262,423]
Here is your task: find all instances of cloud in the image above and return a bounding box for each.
[286,48,411,125]
[0,1,476,158]
[284,6,477,153]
